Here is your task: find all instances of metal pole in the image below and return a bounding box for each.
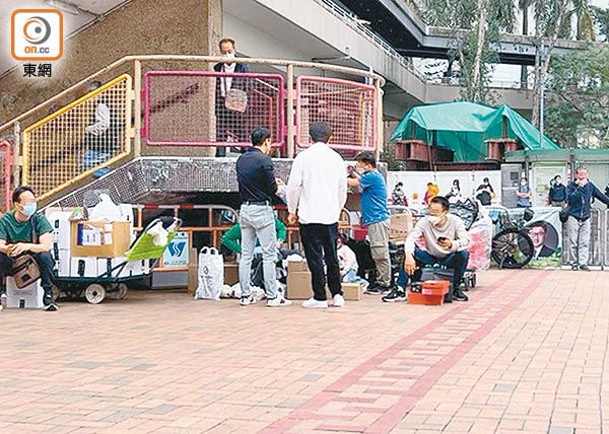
[375,77,383,162]
[133,60,142,157]
[13,122,21,190]
[287,64,295,158]
[539,41,545,147]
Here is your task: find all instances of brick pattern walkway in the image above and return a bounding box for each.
[0,269,606,433]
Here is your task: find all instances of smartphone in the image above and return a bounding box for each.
[437,236,448,243]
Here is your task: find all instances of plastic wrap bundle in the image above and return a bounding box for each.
[466,212,493,270]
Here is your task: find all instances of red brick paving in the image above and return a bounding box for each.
[1,269,606,433]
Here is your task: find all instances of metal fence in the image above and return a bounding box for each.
[144,71,285,149]
[22,74,133,201]
[296,76,376,151]
[0,140,13,212]
[562,208,604,268]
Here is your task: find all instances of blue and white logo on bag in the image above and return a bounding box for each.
[162,231,189,267]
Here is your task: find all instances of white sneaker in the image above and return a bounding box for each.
[267,297,292,307]
[332,294,345,307]
[302,298,328,309]
[240,297,251,306]
[0,294,6,311]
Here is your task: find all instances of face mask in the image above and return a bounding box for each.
[428,215,443,226]
[521,181,527,186]
[223,52,235,59]
[22,202,37,216]
[555,179,561,184]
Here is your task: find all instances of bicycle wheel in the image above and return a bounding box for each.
[492,228,534,269]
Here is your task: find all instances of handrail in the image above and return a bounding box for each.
[0,55,386,134]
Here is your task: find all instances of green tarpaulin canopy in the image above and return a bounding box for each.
[390,101,559,162]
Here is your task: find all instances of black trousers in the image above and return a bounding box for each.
[299,223,342,301]
[0,252,55,304]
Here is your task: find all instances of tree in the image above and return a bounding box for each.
[545,47,609,148]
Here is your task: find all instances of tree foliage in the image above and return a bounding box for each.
[545,47,609,148]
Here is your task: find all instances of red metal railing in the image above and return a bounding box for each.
[0,141,13,212]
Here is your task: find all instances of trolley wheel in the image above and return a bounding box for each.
[85,283,106,304]
[117,283,128,300]
[471,273,477,288]
[51,285,61,302]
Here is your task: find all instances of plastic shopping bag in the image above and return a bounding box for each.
[195,247,224,300]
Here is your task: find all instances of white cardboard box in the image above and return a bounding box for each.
[70,257,98,278]
[47,211,72,250]
[6,277,44,309]
[55,248,70,277]
[97,258,149,278]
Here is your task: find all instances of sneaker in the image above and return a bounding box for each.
[579,265,591,271]
[0,294,6,311]
[240,297,251,306]
[453,290,469,302]
[571,264,579,271]
[364,285,383,294]
[332,294,345,307]
[382,288,406,302]
[267,297,292,307]
[302,298,328,309]
[43,302,59,311]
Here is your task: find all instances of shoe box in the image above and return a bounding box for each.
[6,277,44,309]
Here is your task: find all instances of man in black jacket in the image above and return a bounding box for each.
[566,167,609,270]
[214,37,251,156]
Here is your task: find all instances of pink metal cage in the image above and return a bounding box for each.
[295,76,376,151]
[143,71,285,149]
[0,141,13,213]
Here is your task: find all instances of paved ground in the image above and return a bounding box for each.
[0,269,608,434]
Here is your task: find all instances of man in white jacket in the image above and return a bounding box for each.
[287,122,348,308]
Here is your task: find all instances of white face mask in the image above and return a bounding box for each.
[428,215,442,226]
[223,52,235,59]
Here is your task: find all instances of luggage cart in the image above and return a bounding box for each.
[53,217,182,304]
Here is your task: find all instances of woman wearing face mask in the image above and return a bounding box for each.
[0,186,58,312]
[548,175,567,207]
[516,177,532,208]
[213,37,252,156]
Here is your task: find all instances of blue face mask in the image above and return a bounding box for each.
[22,202,37,216]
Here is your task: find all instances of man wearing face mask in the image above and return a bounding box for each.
[548,175,567,207]
[382,196,470,302]
[214,37,252,157]
[0,186,57,312]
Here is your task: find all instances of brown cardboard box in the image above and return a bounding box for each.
[70,220,132,258]
[187,248,198,295]
[287,260,308,273]
[389,212,414,243]
[224,262,239,285]
[287,270,362,301]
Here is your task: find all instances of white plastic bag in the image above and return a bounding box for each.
[147,221,168,247]
[88,194,123,222]
[195,247,224,300]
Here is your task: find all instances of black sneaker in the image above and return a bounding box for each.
[571,264,579,271]
[579,265,591,271]
[44,302,59,311]
[382,288,406,302]
[365,285,383,294]
[453,290,468,302]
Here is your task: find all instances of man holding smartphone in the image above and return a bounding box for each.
[566,166,609,271]
[382,196,470,302]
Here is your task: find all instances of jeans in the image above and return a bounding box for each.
[342,268,369,287]
[566,216,591,266]
[239,204,278,299]
[367,219,391,287]
[299,223,342,301]
[0,251,56,305]
[397,245,469,291]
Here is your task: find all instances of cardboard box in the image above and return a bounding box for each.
[187,248,198,295]
[70,257,98,278]
[287,260,308,273]
[389,212,414,244]
[286,271,362,301]
[6,277,43,309]
[70,220,132,258]
[55,248,71,277]
[47,210,73,249]
[224,262,239,286]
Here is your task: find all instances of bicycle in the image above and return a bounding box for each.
[490,206,535,269]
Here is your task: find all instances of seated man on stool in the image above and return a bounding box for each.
[383,196,470,302]
[0,186,57,312]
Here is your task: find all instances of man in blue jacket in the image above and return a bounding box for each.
[566,167,609,271]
